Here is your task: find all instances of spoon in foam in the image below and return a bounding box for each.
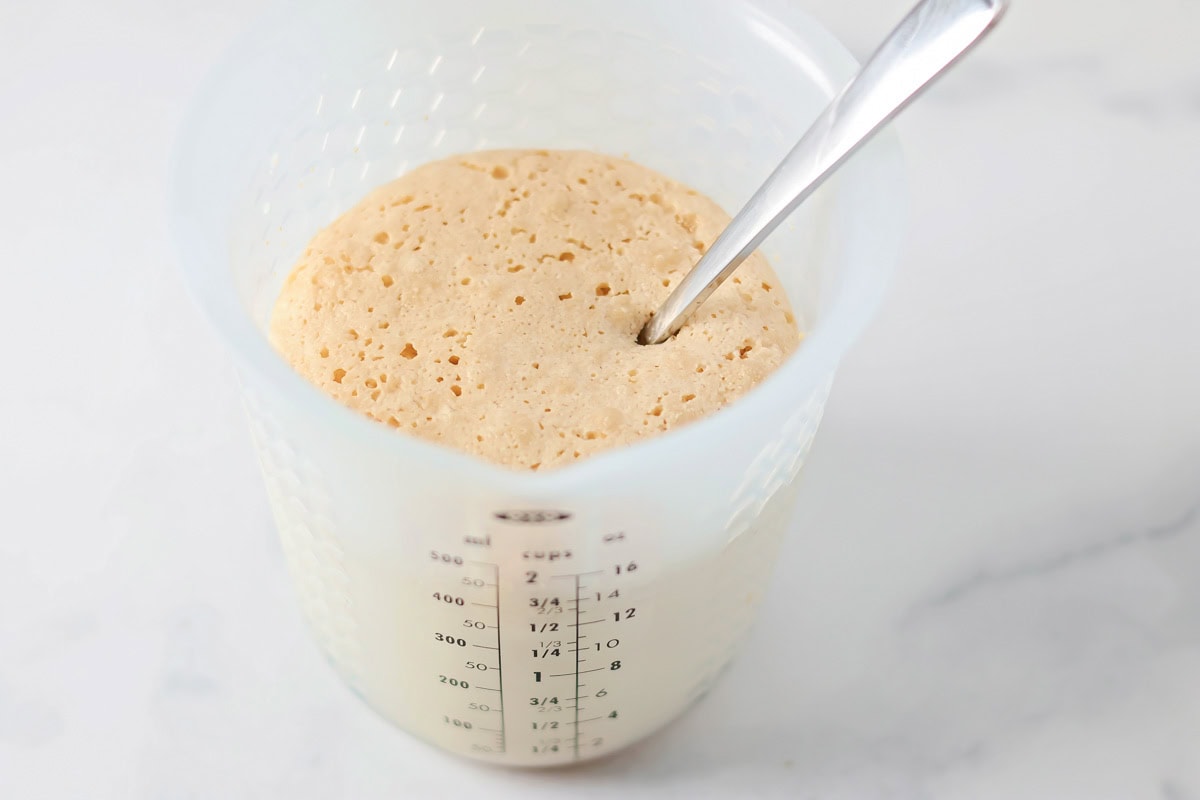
[637,0,1006,345]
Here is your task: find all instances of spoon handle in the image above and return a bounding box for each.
[638,0,1008,345]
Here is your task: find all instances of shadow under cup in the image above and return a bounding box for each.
[171,0,905,766]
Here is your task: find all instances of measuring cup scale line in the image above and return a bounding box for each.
[421,526,647,763]
[536,570,632,759]
[432,561,506,754]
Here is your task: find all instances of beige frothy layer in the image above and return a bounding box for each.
[270,150,801,470]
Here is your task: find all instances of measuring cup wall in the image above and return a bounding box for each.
[242,359,830,764]
[173,0,905,765]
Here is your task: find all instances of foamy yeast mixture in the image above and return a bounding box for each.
[270,150,801,470]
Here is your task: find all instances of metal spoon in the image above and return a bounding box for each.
[637,0,1007,345]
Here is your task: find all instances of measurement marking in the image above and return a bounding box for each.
[569,619,605,626]
[471,602,497,608]
[473,644,499,650]
[573,573,581,760]
[551,570,604,579]
[492,562,506,754]
[477,727,502,732]
[547,671,576,678]
[571,716,603,724]
[579,667,606,674]
[476,686,501,692]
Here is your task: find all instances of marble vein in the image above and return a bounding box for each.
[913,503,1199,615]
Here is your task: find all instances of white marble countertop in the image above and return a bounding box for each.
[3,1,1199,797]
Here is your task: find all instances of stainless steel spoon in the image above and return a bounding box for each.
[637,0,1007,345]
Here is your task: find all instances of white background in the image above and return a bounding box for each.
[2,1,1199,797]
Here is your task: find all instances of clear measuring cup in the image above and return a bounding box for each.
[171,0,905,766]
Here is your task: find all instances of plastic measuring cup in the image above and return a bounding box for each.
[171,0,905,766]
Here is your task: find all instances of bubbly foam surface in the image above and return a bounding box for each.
[270,150,800,469]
